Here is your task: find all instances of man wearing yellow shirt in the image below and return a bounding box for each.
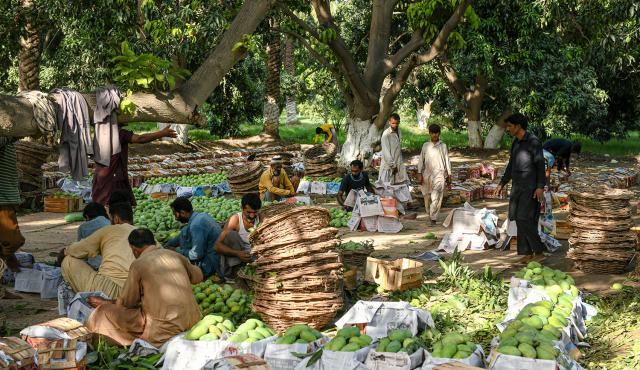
[258,156,295,201]
[61,202,136,298]
[314,123,338,146]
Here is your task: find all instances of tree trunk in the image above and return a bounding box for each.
[284,36,300,125]
[465,76,486,148]
[18,0,40,92]
[416,100,432,130]
[339,116,383,167]
[484,108,512,149]
[262,24,282,137]
[0,0,276,138]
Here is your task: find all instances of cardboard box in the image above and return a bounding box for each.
[365,257,424,291]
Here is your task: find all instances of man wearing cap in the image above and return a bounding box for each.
[258,155,295,201]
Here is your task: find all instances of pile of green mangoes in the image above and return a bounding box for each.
[275,324,323,344]
[134,198,181,242]
[497,300,567,360]
[430,332,478,359]
[132,188,149,201]
[324,327,372,352]
[227,318,276,343]
[185,314,237,341]
[329,208,352,227]
[515,295,574,331]
[193,281,252,323]
[515,262,579,300]
[191,197,241,224]
[145,173,227,186]
[376,329,420,354]
[337,241,372,251]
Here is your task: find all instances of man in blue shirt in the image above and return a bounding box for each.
[164,197,221,278]
[78,202,111,241]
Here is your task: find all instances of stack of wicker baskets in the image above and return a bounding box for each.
[567,188,637,274]
[303,143,338,177]
[0,258,6,301]
[16,141,53,207]
[249,207,343,332]
[224,161,264,195]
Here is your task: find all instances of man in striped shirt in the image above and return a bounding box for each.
[0,137,25,273]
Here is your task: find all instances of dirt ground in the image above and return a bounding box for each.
[2,146,638,330]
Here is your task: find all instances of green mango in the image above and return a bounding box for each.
[377,337,390,353]
[341,343,361,352]
[441,344,457,358]
[248,330,265,340]
[199,333,219,341]
[453,351,471,359]
[386,340,402,353]
[518,343,537,358]
[227,333,247,343]
[442,332,465,346]
[498,346,521,356]
[275,335,297,345]
[500,337,518,347]
[300,330,317,343]
[515,333,535,345]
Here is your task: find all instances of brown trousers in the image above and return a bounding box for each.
[0,205,25,270]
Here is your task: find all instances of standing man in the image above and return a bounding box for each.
[417,124,452,225]
[61,202,136,298]
[495,113,546,263]
[543,138,581,177]
[86,228,203,347]
[164,197,221,279]
[0,137,24,273]
[379,113,409,185]
[258,155,295,201]
[337,160,374,210]
[215,193,261,281]
[92,126,177,206]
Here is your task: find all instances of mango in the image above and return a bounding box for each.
[275,335,297,345]
[388,329,412,342]
[199,333,219,341]
[515,333,535,345]
[442,332,465,346]
[441,344,457,358]
[248,330,265,340]
[227,333,247,343]
[300,330,316,343]
[256,327,272,339]
[498,346,521,356]
[341,343,361,352]
[530,306,551,317]
[377,337,391,352]
[518,343,537,358]
[386,340,402,353]
[326,336,347,351]
[500,337,518,347]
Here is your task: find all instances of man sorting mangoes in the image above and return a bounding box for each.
[164,197,221,278]
[258,155,295,201]
[215,193,261,281]
[86,228,203,346]
[60,202,136,298]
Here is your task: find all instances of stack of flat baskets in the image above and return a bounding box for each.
[567,188,637,274]
[16,141,53,207]
[303,143,338,177]
[338,240,375,270]
[0,258,6,301]
[224,161,264,195]
[249,207,343,332]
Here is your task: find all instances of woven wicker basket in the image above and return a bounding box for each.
[0,258,6,300]
[338,241,375,269]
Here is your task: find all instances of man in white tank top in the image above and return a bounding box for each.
[214,193,262,281]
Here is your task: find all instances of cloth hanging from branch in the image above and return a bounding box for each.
[93,85,121,167]
[17,90,57,145]
[51,88,93,180]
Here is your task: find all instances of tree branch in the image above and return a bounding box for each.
[374,56,417,129]
[416,0,474,66]
[309,0,373,104]
[177,0,276,111]
[272,28,337,74]
[383,29,424,75]
[437,56,466,99]
[363,0,395,89]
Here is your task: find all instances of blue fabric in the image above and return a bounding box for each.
[543,149,555,168]
[165,212,221,278]
[326,182,341,195]
[77,216,111,241]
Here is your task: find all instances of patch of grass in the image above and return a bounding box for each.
[125,122,158,133]
[570,131,640,156]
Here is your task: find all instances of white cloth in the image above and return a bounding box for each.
[418,141,451,221]
[421,175,446,222]
[417,141,451,178]
[236,212,258,245]
[379,127,408,184]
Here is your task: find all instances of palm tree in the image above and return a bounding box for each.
[284,36,300,125]
[262,20,282,137]
[18,0,40,92]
